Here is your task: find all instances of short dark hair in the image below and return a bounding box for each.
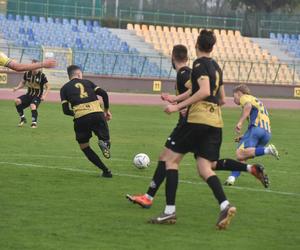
[32,59,39,63]
[172,45,188,62]
[196,29,216,53]
[67,65,81,78]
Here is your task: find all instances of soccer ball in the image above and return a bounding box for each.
[45,52,54,58]
[133,153,150,169]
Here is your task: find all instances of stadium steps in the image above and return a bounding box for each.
[108,28,174,78]
[251,38,299,62]
[251,38,300,76]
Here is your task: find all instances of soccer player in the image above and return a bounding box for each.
[126,45,268,213]
[147,30,268,230]
[60,65,112,178]
[13,60,50,128]
[0,51,56,71]
[224,84,279,186]
[126,45,192,208]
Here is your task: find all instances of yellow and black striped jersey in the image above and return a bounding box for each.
[23,71,48,97]
[60,78,103,119]
[0,52,12,67]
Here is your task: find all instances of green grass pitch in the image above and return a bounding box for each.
[0,100,299,250]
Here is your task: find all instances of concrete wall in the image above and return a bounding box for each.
[1,70,299,98]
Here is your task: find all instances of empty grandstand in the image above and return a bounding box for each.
[129,23,300,85]
[0,7,299,86]
[0,14,168,78]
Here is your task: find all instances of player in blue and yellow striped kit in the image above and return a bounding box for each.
[225,84,279,186]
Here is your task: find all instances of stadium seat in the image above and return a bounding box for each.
[0,15,166,78]
[127,23,299,84]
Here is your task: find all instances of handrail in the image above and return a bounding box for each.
[0,45,299,84]
[119,9,243,31]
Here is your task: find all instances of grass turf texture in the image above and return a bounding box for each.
[0,100,299,250]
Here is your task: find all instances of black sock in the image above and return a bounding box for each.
[31,110,38,123]
[206,175,227,205]
[82,146,109,172]
[165,169,178,205]
[16,104,24,117]
[215,159,247,172]
[146,161,166,197]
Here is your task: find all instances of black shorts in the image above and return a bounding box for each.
[165,115,186,148]
[74,112,110,144]
[18,94,41,108]
[165,123,222,161]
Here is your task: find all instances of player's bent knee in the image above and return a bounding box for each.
[15,99,21,105]
[30,104,37,110]
[158,147,169,161]
[79,143,89,150]
[236,150,245,161]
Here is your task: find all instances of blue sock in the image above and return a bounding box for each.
[231,171,241,178]
[255,147,265,156]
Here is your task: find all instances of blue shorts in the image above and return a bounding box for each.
[238,126,271,149]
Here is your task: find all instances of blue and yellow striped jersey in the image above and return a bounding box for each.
[240,94,271,133]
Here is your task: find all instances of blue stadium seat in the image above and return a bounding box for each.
[24,15,30,22]
[31,16,38,23]
[7,14,14,20]
[0,14,163,78]
[16,15,22,21]
[270,33,276,39]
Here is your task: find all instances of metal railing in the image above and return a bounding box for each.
[3,1,300,37]
[0,45,299,85]
[6,0,103,20]
[119,9,243,31]
[259,19,300,37]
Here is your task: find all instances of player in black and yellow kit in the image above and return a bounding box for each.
[148,30,268,230]
[60,65,112,178]
[126,45,192,207]
[13,60,50,128]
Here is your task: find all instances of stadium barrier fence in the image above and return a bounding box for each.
[0,45,299,85]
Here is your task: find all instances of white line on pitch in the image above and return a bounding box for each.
[0,153,292,174]
[0,161,299,198]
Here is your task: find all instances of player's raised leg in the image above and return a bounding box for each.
[93,112,111,159]
[80,142,112,178]
[214,159,269,188]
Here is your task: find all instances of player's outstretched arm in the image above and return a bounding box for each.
[7,59,57,72]
[235,103,251,133]
[13,80,25,92]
